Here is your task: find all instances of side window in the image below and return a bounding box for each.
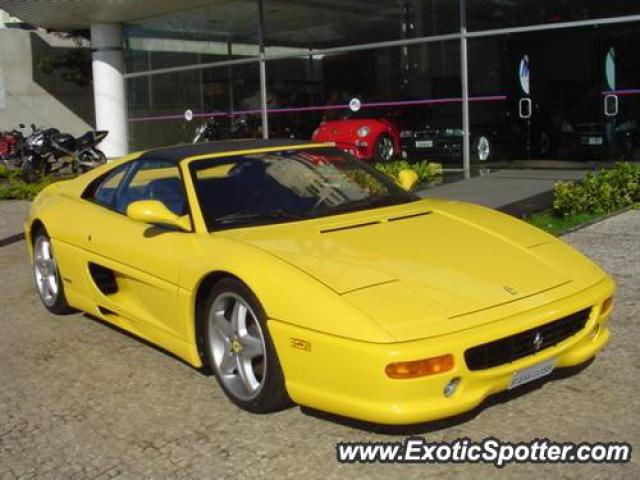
[114,159,187,216]
[88,163,130,209]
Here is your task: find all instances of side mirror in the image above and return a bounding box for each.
[397,169,419,191]
[126,200,191,232]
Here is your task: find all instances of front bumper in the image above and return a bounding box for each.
[331,140,374,161]
[268,277,613,425]
[401,137,461,159]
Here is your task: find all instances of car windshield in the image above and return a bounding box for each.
[190,147,418,231]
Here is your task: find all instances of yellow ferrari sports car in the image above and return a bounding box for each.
[25,140,614,425]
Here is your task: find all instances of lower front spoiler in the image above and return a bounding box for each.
[268,280,613,425]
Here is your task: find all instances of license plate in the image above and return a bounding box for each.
[508,358,556,389]
[415,140,434,148]
[581,136,603,145]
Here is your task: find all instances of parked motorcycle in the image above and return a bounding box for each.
[186,109,256,143]
[191,113,218,143]
[21,125,108,182]
[0,124,27,168]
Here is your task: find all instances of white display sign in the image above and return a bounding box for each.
[519,55,530,95]
[605,47,616,91]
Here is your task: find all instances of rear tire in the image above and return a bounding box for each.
[21,160,40,183]
[472,135,492,163]
[373,134,395,163]
[32,229,74,315]
[202,278,291,413]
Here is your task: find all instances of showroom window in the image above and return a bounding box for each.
[128,62,261,151]
[124,0,260,74]
[466,0,640,31]
[262,0,459,49]
[123,0,640,170]
[468,23,640,162]
[264,41,463,163]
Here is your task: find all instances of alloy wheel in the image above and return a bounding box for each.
[377,135,394,162]
[34,236,59,307]
[207,292,267,401]
[476,135,491,162]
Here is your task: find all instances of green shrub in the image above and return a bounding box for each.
[0,165,22,181]
[553,163,640,217]
[375,160,442,186]
[0,175,56,200]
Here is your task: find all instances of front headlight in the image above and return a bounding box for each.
[400,130,414,138]
[616,119,637,132]
[445,128,464,137]
[356,126,371,138]
[28,136,43,148]
[560,120,574,133]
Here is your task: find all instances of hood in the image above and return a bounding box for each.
[315,119,387,142]
[220,200,603,340]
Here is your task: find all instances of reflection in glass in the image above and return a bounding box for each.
[190,148,418,231]
[125,0,259,73]
[263,0,459,49]
[127,63,262,150]
[467,0,640,31]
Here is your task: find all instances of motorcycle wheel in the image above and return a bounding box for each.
[92,149,107,165]
[21,159,42,183]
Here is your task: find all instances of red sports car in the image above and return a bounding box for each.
[312,111,400,163]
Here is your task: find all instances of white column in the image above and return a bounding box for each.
[91,23,128,158]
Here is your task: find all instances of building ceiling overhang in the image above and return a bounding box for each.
[0,0,222,30]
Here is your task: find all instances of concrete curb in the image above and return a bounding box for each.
[558,206,635,236]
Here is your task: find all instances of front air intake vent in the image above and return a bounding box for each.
[320,220,381,234]
[88,263,118,295]
[464,308,591,371]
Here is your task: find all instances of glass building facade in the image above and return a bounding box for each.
[123,0,640,172]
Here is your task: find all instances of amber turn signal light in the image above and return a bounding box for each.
[601,296,613,314]
[385,354,454,379]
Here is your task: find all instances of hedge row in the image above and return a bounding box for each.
[553,163,640,217]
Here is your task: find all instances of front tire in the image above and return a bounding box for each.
[538,132,551,158]
[203,278,291,413]
[32,231,74,314]
[91,148,107,167]
[78,149,107,173]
